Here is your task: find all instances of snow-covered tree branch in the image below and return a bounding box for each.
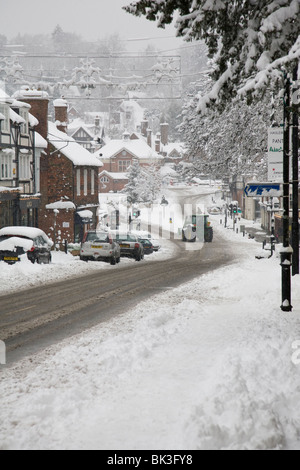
[124,0,300,112]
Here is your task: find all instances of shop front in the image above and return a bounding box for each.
[0,189,20,227]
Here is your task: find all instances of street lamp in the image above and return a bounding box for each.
[280,71,293,312]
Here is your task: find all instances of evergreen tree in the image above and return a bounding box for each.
[141,163,162,202]
[124,160,143,204]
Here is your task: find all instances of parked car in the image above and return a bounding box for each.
[138,238,154,255]
[132,230,161,252]
[80,230,121,265]
[0,226,53,264]
[115,233,144,261]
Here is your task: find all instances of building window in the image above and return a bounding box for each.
[91,169,95,195]
[77,169,81,196]
[84,169,88,195]
[118,160,131,172]
[19,109,29,135]
[19,154,31,180]
[100,176,109,183]
[0,103,10,133]
[0,151,13,179]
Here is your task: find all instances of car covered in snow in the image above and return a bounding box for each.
[0,226,53,264]
[80,230,121,264]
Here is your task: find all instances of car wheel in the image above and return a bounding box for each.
[80,256,88,262]
[110,256,116,265]
[116,257,121,264]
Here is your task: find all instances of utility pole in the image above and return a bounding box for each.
[280,71,293,312]
[292,66,299,276]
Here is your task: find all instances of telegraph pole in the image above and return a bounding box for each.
[280,71,293,311]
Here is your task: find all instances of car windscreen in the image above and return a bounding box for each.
[116,234,137,242]
[86,232,110,243]
[0,235,32,242]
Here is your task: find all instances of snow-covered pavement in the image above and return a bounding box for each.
[1,215,300,450]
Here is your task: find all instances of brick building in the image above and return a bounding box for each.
[13,90,103,246]
[97,131,163,193]
[1,88,47,228]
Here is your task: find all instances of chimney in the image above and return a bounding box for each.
[95,115,100,128]
[160,123,169,146]
[147,128,152,148]
[155,132,161,153]
[141,119,148,137]
[123,130,130,141]
[12,88,49,140]
[54,98,68,133]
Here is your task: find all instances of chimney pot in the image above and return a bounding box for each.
[54,98,68,133]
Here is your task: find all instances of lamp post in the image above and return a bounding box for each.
[280,71,293,312]
[292,66,299,276]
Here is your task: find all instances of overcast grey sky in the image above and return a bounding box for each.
[1,0,182,52]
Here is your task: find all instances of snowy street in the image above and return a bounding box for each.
[1,210,300,450]
[1,0,300,453]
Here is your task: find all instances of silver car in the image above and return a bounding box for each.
[80,231,121,265]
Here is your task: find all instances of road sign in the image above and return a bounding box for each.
[244,182,283,197]
[268,127,283,182]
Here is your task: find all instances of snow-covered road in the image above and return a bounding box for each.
[1,215,300,450]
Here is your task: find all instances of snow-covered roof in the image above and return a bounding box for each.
[11,99,31,109]
[77,210,93,219]
[163,143,187,155]
[0,186,20,193]
[34,131,48,149]
[68,120,95,140]
[28,113,39,127]
[9,108,26,125]
[99,170,128,180]
[48,122,103,168]
[96,139,162,160]
[46,200,76,210]
[160,165,179,177]
[13,89,49,101]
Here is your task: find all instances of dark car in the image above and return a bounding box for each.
[0,226,53,264]
[115,233,144,261]
[138,238,154,255]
